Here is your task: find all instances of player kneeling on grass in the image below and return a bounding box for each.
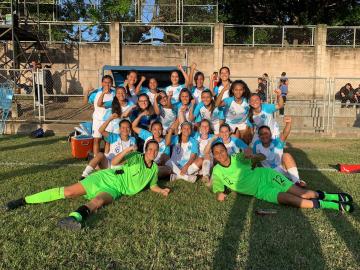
[5,140,170,230]
[211,142,354,213]
[81,114,136,178]
[252,116,306,187]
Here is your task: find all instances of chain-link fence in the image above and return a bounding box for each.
[224,25,315,46]
[326,27,359,47]
[3,70,359,133]
[121,23,214,45]
[331,78,360,130]
[2,68,100,123]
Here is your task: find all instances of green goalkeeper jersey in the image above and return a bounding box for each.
[212,152,262,195]
[82,152,158,199]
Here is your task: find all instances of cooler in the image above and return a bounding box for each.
[71,135,93,159]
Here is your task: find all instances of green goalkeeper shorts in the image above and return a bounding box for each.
[80,171,122,200]
[255,168,294,204]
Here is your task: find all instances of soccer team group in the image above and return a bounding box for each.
[5,63,354,230]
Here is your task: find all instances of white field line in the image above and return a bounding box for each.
[0,162,339,172]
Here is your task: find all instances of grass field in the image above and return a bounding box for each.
[0,135,359,270]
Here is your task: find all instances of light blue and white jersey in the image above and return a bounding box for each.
[223,97,249,126]
[158,105,177,131]
[193,102,225,133]
[173,102,192,121]
[216,137,248,155]
[191,86,209,104]
[165,84,185,104]
[253,138,285,168]
[88,87,115,121]
[118,84,139,104]
[138,129,170,163]
[140,87,158,104]
[104,100,135,134]
[104,133,137,160]
[214,84,230,100]
[170,136,199,168]
[192,132,214,157]
[247,103,279,138]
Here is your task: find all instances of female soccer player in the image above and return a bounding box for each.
[153,91,177,134]
[81,114,137,178]
[210,66,232,100]
[188,63,209,104]
[122,70,140,103]
[129,93,157,131]
[210,142,354,213]
[141,77,160,105]
[165,64,190,104]
[191,119,215,185]
[85,75,115,155]
[247,90,284,144]
[193,90,225,134]
[217,123,249,155]
[174,88,195,124]
[165,121,200,183]
[215,80,251,140]
[253,116,306,187]
[131,114,172,177]
[5,140,171,230]
[99,86,135,134]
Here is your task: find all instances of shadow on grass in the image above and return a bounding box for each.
[212,142,360,269]
[288,143,360,264]
[245,200,326,270]
[0,136,64,152]
[212,194,252,270]
[0,158,81,181]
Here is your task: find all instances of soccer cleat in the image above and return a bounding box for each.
[57,216,82,230]
[336,193,353,203]
[184,175,197,183]
[339,202,354,213]
[4,198,26,211]
[80,176,86,180]
[169,174,178,182]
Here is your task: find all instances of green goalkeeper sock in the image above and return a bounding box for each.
[319,200,339,210]
[319,200,353,212]
[25,187,65,204]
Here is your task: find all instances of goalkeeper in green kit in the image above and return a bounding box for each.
[5,140,171,230]
[210,142,354,212]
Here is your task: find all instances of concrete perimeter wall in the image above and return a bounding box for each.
[2,24,359,96]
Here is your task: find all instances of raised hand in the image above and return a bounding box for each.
[274,89,281,96]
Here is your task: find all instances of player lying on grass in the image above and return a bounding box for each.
[252,116,306,187]
[5,140,171,230]
[210,142,354,212]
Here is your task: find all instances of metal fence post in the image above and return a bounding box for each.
[281,26,285,47]
[252,26,255,47]
[354,28,356,48]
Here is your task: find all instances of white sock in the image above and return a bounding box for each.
[287,167,300,183]
[165,160,181,175]
[82,165,94,177]
[202,160,211,176]
[187,164,199,175]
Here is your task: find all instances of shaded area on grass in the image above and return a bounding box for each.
[288,143,360,266]
[0,137,64,152]
[212,195,252,269]
[0,158,82,182]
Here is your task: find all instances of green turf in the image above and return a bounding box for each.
[0,135,359,270]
